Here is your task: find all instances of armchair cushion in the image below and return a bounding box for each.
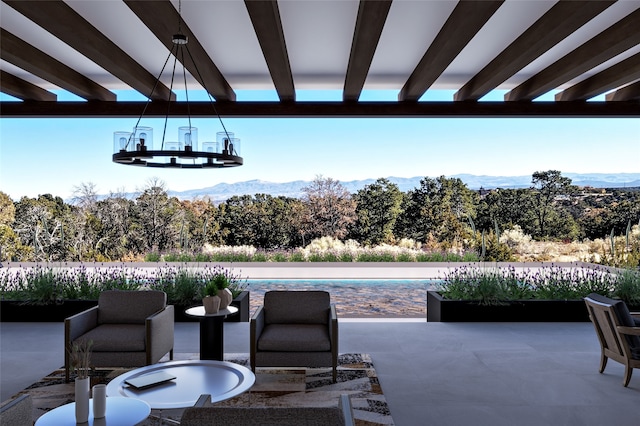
[264,291,330,325]
[79,324,146,352]
[98,290,166,324]
[258,324,331,352]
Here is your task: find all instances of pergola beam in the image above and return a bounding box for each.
[454,1,616,101]
[3,0,174,102]
[124,0,235,102]
[0,29,115,101]
[244,0,294,102]
[606,81,640,101]
[399,0,504,102]
[2,100,638,118]
[0,70,56,101]
[343,0,393,102]
[506,9,640,101]
[556,53,640,101]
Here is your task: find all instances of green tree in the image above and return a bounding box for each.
[476,189,537,236]
[349,178,403,245]
[395,176,477,244]
[530,170,574,239]
[0,191,16,226]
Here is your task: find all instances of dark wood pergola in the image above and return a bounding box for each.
[1,0,639,118]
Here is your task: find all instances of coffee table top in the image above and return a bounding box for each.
[185,305,238,318]
[106,360,255,409]
[34,397,150,426]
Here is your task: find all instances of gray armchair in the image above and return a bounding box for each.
[180,393,354,426]
[584,293,640,387]
[251,290,338,382]
[65,290,174,382]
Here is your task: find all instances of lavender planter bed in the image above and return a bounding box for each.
[426,291,593,322]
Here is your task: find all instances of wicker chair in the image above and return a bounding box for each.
[64,290,174,382]
[180,393,354,426]
[251,291,338,382]
[584,293,640,387]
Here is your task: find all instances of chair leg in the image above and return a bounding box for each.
[333,365,337,383]
[170,349,174,360]
[65,366,70,383]
[623,365,633,387]
[598,353,608,373]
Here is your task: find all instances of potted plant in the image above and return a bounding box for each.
[212,273,233,310]
[68,339,93,423]
[202,281,220,314]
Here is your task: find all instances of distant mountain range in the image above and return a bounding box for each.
[166,173,640,202]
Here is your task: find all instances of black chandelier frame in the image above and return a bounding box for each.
[113,6,243,169]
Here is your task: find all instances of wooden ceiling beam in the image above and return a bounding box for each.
[606,81,640,101]
[0,29,115,101]
[454,1,616,101]
[343,0,393,102]
[124,0,235,102]
[506,9,640,101]
[3,0,174,101]
[244,0,295,102]
[0,70,56,101]
[556,53,640,101]
[1,100,638,118]
[399,0,504,102]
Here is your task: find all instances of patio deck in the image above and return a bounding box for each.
[1,320,638,425]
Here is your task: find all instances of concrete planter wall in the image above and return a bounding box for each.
[426,291,591,322]
[0,291,250,323]
[0,300,98,322]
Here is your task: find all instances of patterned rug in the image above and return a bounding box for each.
[19,353,394,425]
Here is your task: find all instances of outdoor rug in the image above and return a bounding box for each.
[18,353,394,425]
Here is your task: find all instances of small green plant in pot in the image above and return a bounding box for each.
[202,281,220,314]
[212,273,233,310]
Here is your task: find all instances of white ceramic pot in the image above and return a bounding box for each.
[92,384,107,419]
[217,288,233,310]
[203,295,221,314]
[75,377,90,423]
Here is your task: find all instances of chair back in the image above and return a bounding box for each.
[584,294,639,360]
[98,290,167,324]
[264,291,330,325]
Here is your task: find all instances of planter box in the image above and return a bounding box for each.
[173,291,250,323]
[0,300,98,322]
[427,291,591,322]
[0,291,251,323]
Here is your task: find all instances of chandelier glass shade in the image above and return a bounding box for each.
[113,8,242,169]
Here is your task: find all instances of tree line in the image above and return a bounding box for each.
[0,171,638,262]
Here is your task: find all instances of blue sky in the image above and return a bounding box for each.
[1,89,638,201]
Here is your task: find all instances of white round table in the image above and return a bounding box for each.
[34,397,150,426]
[106,360,255,409]
[185,305,238,360]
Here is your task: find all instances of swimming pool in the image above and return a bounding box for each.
[245,279,439,317]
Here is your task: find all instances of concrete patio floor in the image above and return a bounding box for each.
[1,320,638,425]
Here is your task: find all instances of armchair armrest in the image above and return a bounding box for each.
[65,306,98,382]
[329,304,338,348]
[617,325,640,336]
[65,306,99,342]
[146,305,175,364]
[250,306,265,371]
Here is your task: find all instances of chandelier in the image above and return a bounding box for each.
[113,2,242,169]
